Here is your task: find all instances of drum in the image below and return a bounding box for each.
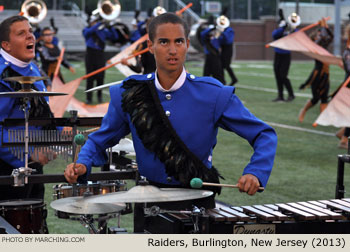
[53,181,127,200]
[0,199,47,234]
[99,181,127,194]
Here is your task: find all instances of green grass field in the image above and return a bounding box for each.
[41,57,350,234]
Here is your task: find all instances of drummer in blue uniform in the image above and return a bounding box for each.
[0,15,56,202]
[64,12,277,231]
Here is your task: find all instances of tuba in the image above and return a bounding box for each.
[91,0,121,23]
[91,0,130,46]
[21,0,47,24]
[152,6,166,17]
[213,15,230,38]
[216,15,230,31]
[287,13,301,30]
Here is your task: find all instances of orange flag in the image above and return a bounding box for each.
[268,30,343,67]
[314,76,350,128]
[49,76,83,117]
[67,97,109,117]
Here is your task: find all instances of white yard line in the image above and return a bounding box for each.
[266,121,335,137]
[235,84,312,98]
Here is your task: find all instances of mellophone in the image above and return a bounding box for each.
[144,198,350,234]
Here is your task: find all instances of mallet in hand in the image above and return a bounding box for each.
[190,177,265,191]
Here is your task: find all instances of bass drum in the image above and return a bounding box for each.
[0,199,47,234]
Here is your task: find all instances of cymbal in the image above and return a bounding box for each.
[3,76,49,84]
[85,185,214,204]
[50,196,126,215]
[0,91,67,98]
[85,80,122,93]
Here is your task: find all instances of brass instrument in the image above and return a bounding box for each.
[287,12,301,30]
[152,6,166,17]
[90,0,121,24]
[213,15,230,38]
[21,0,47,24]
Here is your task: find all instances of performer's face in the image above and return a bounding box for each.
[42,30,54,43]
[148,23,189,74]
[1,20,35,63]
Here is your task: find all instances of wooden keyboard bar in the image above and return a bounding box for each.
[253,205,290,221]
[206,209,226,221]
[264,204,279,211]
[209,208,238,222]
[297,202,343,220]
[331,199,350,208]
[319,200,350,214]
[342,198,350,203]
[277,203,316,220]
[308,201,328,209]
[232,206,244,212]
[287,203,329,220]
[241,206,276,221]
[218,206,251,222]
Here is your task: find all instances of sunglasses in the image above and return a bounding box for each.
[42,33,54,36]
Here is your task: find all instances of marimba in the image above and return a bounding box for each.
[144,198,350,234]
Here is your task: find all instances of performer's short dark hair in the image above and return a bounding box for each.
[0,16,29,47]
[148,13,189,42]
[41,26,52,34]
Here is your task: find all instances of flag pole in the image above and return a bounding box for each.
[54,48,65,78]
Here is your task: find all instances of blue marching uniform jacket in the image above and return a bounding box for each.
[272,27,291,54]
[83,22,119,51]
[200,27,221,55]
[218,27,234,46]
[0,55,48,168]
[77,72,277,187]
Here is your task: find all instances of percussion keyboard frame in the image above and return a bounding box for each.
[144,199,350,234]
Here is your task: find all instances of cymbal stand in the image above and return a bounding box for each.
[79,213,120,234]
[11,97,36,186]
[80,215,99,234]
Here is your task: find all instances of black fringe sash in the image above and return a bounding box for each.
[121,79,222,194]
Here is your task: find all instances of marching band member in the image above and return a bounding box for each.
[217,15,238,85]
[38,27,75,82]
[83,15,119,104]
[0,16,56,202]
[200,16,225,83]
[271,12,300,102]
[298,18,333,123]
[64,13,277,232]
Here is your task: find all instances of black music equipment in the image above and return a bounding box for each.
[144,199,350,234]
[0,199,47,234]
[0,113,138,186]
[335,146,350,199]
